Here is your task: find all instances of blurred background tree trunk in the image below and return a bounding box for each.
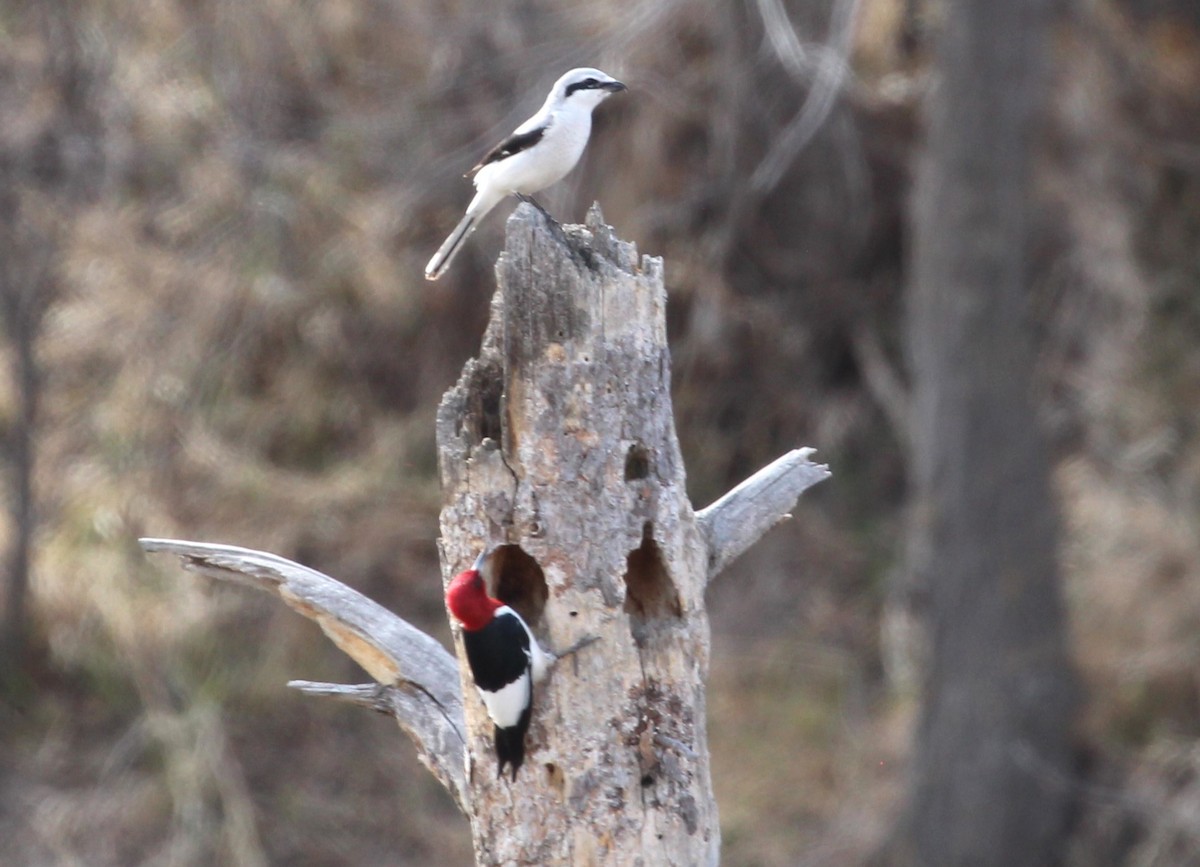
[0,2,104,678]
[885,0,1081,864]
[0,193,47,674]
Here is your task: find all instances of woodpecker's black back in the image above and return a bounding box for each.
[463,613,531,691]
[463,611,535,780]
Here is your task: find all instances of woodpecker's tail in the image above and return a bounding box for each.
[493,724,526,781]
[493,704,532,781]
[424,190,501,281]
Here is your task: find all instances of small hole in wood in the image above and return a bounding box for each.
[492,544,548,628]
[545,762,566,793]
[641,774,654,788]
[624,443,651,481]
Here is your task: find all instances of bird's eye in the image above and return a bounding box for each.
[584,78,598,88]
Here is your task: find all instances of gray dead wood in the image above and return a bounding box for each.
[696,447,830,581]
[137,538,468,810]
[140,205,829,866]
[434,203,828,866]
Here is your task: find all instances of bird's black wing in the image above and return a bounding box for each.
[468,123,549,175]
[463,613,531,692]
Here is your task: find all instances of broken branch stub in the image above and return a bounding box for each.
[696,447,831,581]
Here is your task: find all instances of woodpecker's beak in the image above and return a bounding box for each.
[472,550,489,574]
[603,80,627,93]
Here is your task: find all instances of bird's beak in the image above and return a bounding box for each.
[603,80,627,93]
[472,549,490,574]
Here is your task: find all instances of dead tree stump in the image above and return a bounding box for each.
[141,204,829,866]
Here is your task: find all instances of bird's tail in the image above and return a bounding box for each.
[494,723,527,782]
[424,190,500,281]
[494,699,533,782]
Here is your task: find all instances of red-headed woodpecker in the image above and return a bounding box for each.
[446,550,550,780]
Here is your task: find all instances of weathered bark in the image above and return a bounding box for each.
[436,204,716,866]
[884,0,1080,864]
[143,205,830,865]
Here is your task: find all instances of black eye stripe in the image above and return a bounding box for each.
[565,78,604,97]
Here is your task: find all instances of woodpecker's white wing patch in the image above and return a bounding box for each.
[478,671,531,729]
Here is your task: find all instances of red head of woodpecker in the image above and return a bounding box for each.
[446,549,549,780]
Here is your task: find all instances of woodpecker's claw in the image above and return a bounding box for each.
[553,634,600,660]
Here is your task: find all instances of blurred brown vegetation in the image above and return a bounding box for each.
[0,0,1198,864]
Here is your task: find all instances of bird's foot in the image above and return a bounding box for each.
[553,635,600,660]
[515,193,554,222]
[515,194,572,246]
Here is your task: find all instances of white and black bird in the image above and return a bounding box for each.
[424,67,627,281]
[445,549,552,780]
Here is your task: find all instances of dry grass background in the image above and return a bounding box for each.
[0,0,1198,864]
